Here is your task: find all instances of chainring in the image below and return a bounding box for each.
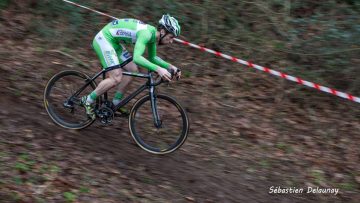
[97,106,114,125]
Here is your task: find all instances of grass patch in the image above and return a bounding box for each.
[35,47,46,54]
[10,192,21,202]
[35,197,46,203]
[19,153,30,161]
[0,179,5,186]
[79,186,90,193]
[0,0,10,9]
[183,70,192,78]
[142,176,155,185]
[338,182,356,191]
[275,142,294,154]
[40,164,61,176]
[15,162,30,173]
[0,152,7,161]
[15,153,37,173]
[63,192,77,203]
[13,176,23,185]
[46,70,56,78]
[14,89,22,97]
[60,47,72,54]
[49,165,61,173]
[259,160,271,169]
[310,169,326,185]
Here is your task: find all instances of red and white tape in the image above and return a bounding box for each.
[174,38,360,103]
[62,0,360,104]
[63,0,120,20]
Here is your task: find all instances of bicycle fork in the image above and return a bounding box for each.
[149,86,162,128]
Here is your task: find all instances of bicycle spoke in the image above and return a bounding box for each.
[44,70,97,129]
[129,94,189,154]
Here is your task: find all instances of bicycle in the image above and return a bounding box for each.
[43,58,189,154]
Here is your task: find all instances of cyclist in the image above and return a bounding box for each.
[82,14,182,119]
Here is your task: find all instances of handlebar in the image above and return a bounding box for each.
[152,68,181,86]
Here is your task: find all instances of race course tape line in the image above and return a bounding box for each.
[62,0,360,104]
[175,39,360,104]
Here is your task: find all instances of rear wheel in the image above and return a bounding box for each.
[44,70,98,129]
[129,94,189,154]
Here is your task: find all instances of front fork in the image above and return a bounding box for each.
[149,84,162,128]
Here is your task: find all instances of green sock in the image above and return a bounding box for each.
[87,91,97,104]
[112,92,124,106]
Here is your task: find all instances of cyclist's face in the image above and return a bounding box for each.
[160,32,175,45]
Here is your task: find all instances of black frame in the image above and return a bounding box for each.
[70,57,163,127]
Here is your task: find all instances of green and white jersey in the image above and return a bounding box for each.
[102,18,150,44]
[92,18,170,71]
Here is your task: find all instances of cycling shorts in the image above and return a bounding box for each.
[92,31,132,69]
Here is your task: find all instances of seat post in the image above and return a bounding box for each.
[102,72,108,101]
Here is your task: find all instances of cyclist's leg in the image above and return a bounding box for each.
[91,31,123,97]
[114,61,138,94]
[112,45,139,106]
[82,31,123,118]
[93,68,122,96]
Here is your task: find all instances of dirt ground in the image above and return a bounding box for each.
[0,30,359,202]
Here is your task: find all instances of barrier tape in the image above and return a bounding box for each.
[174,38,360,103]
[63,0,119,20]
[62,0,360,104]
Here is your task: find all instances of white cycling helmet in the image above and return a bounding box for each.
[158,14,181,37]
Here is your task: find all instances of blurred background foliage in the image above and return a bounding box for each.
[0,2,359,201]
[1,0,359,94]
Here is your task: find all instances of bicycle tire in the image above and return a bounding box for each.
[44,70,98,129]
[129,94,189,154]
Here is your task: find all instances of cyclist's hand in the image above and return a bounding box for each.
[156,67,172,81]
[169,65,181,80]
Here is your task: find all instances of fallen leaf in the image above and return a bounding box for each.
[185,196,195,202]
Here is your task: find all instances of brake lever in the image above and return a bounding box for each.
[169,69,175,80]
[175,68,181,81]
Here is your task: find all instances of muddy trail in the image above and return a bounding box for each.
[1,25,360,203]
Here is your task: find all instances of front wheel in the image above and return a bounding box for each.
[129,94,189,154]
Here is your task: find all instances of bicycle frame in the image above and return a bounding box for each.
[70,57,162,127]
